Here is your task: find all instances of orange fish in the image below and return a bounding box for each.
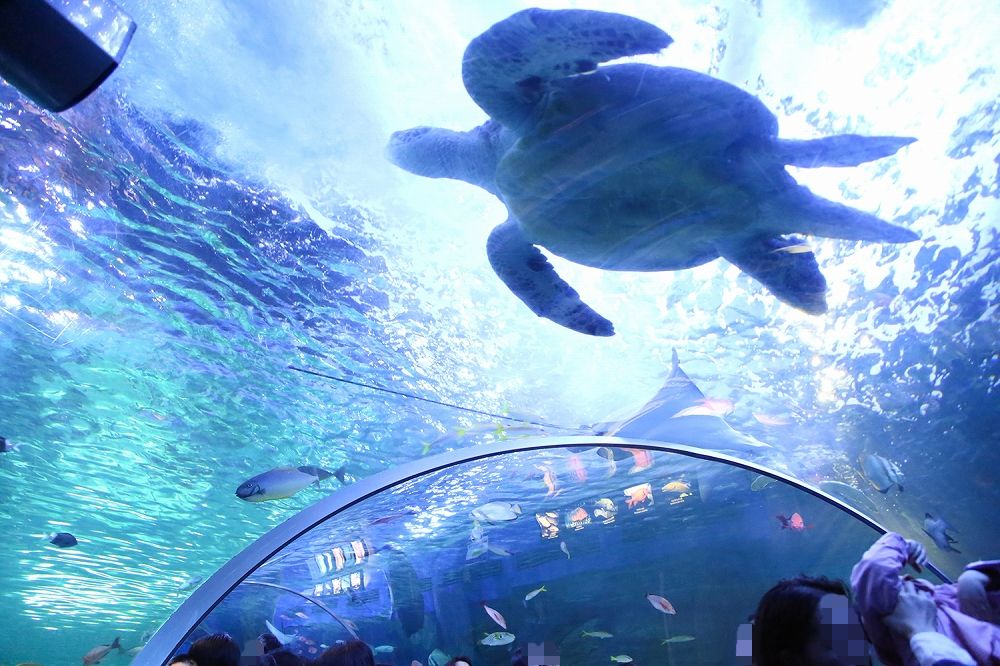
[482,602,507,629]
[568,454,588,482]
[647,593,676,615]
[625,448,653,474]
[777,512,810,531]
[624,483,653,509]
[537,464,559,496]
[569,507,588,523]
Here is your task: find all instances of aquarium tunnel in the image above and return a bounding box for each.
[1,0,997,665]
[137,437,951,665]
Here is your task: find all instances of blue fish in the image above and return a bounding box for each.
[923,513,960,553]
[48,532,78,548]
[236,465,340,502]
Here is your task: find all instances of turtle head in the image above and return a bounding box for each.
[386,125,499,193]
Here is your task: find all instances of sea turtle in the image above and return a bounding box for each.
[387,8,917,336]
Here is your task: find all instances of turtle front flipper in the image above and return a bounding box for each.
[487,218,614,336]
[462,9,672,130]
[774,135,916,167]
[719,236,828,314]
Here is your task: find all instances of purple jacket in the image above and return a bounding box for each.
[851,532,1000,666]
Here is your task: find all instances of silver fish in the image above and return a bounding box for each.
[923,513,960,553]
[236,466,334,502]
[858,453,903,493]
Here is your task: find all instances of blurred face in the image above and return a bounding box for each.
[801,594,871,666]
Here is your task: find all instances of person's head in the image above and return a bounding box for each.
[258,632,283,654]
[189,632,241,666]
[315,640,375,666]
[752,576,870,666]
[445,657,472,666]
[168,655,196,666]
[262,648,304,666]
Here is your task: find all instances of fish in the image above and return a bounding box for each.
[427,649,450,666]
[560,541,571,559]
[466,537,489,560]
[0,435,20,452]
[470,520,484,542]
[524,585,546,604]
[593,498,617,521]
[858,453,904,493]
[750,475,777,491]
[662,635,696,644]
[568,507,589,523]
[647,593,676,614]
[582,631,613,639]
[776,512,811,531]
[624,483,653,509]
[488,544,511,557]
[482,602,507,629]
[266,619,296,645]
[610,656,633,663]
[923,513,961,553]
[47,532,77,548]
[374,645,395,654]
[470,501,521,523]
[235,466,335,502]
[597,447,618,478]
[753,412,791,426]
[662,480,691,493]
[625,448,653,474]
[567,454,587,482]
[537,464,559,496]
[177,576,202,592]
[126,646,145,656]
[595,350,772,453]
[82,637,121,664]
[480,632,515,646]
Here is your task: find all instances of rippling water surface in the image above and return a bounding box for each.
[0,0,997,662]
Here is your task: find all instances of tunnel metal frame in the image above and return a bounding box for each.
[135,435,950,664]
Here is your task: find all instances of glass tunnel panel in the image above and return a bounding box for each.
[141,439,951,666]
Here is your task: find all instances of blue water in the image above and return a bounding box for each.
[0,0,997,663]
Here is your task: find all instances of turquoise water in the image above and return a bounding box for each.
[0,0,998,663]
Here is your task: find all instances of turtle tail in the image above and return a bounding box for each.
[462,9,672,130]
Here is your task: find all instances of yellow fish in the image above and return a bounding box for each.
[662,480,691,493]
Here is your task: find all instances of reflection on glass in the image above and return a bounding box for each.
[167,445,892,665]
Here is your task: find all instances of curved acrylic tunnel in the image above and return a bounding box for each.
[136,437,950,665]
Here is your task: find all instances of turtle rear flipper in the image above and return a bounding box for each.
[719,235,828,314]
[766,185,919,243]
[774,135,916,168]
[487,218,614,336]
[462,8,672,130]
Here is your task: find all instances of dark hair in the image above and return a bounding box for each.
[752,575,848,666]
[263,648,304,666]
[445,657,473,666]
[314,640,375,666]
[189,632,241,666]
[259,632,283,654]
[168,655,196,666]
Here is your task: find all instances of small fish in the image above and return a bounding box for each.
[488,544,511,557]
[610,656,633,663]
[753,412,791,426]
[82,637,121,664]
[582,631,613,639]
[47,532,77,548]
[662,480,691,494]
[776,512,811,531]
[593,498,617,521]
[568,507,589,523]
[482,602,507,629]
[750,475,777,491]
[480,631,515,646]
[567,454,588,482]
[537,464,559,496]
[858,453,904,493]
[647,593,676,614]
[923,513,960,553]
[625,447,653,474]
[769,243,813,254]
[466,537,489,560]
[524,585,547,604]
[470,501,522,523]
[560,541,571,559]
[177,576,202,592]
[373,645,395,654]
[266,619,295,645]
[235,466,335,502]
[662,635,696,644]
[0,435,20,452]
